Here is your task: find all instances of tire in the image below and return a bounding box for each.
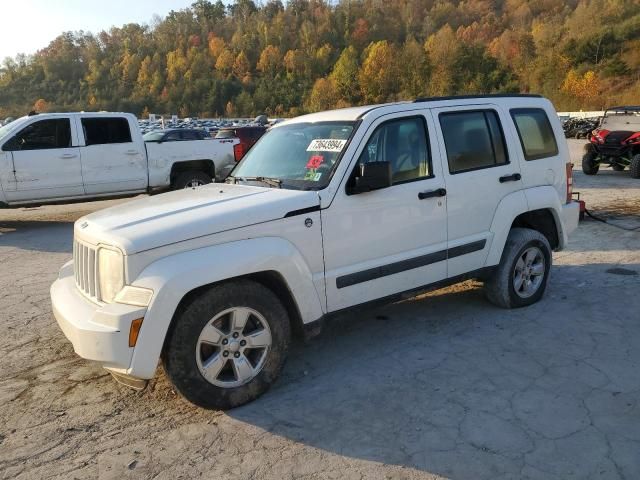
[484,228,552,309]
[582,150,599,175]
[630,154,640,179]
[173,171,212,189]
[163,280,291,409]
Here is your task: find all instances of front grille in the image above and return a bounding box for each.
[73,239,99,302]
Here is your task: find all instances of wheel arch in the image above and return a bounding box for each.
[124,237,324,380]
[170,159,215,185]
[486,188,565,267]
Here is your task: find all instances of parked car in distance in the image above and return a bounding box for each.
[143,128,209,142]
[51,94,580,409]
[0,112,240,207]
[582,105,640,177]
[215,125,267,160]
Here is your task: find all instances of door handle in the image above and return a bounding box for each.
[59,153,77,159]
[125,150,139,155]
[499,173,521,183]
[418,188,447,200]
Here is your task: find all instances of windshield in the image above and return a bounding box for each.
[0,117,27,143]
[231,121,355,190]
[143,131,165,142]
[602,112,640,130]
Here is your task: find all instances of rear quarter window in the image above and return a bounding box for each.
[82,117,132,146]
[510,108,559,161]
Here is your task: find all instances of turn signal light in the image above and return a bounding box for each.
[129,318,144,347]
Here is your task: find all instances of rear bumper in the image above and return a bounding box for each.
[51,261,147,374]
[560,201,580,246]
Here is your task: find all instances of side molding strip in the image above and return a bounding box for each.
[336,239,486,289]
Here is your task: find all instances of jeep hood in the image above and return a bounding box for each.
[76,184,320,254]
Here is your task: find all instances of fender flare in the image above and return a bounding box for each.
[126,237,324,379]
[485,187,564,266]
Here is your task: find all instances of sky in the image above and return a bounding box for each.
[0,0,196,61]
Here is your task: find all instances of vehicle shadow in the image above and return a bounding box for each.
[227,263,640,479]
[0,220,73,253]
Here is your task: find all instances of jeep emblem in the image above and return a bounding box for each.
[304,218,313,228]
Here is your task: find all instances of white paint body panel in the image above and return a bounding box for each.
[0,112,237,206]
[50,96,581,381]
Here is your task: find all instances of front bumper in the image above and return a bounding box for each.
[561,201,580,241]
[51,261,147,374]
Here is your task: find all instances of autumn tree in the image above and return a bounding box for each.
[306,77,338,112]
[330,46,360,105]
[359,41,400,103]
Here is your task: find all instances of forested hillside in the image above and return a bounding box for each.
[1,0,639,118]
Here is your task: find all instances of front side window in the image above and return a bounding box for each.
[231,121,355,190]
[356,116,431,184]
[5,119,71,151]
[439,110,508,173]
[510,108,559,161]
[82,117,132,146]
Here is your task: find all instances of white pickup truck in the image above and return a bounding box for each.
[0,112,239,206]
[51,95,580,410]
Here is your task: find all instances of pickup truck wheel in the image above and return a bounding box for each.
[484,228,552,309]
[173,171,212,189]
[581,150,599,175]
[630,154,640,179]
[163,280,290,409]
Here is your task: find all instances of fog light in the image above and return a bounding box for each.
[129,318,144,347]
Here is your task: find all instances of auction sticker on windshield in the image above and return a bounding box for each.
[307,139,347,152]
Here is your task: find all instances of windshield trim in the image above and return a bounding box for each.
[228,119,361,191]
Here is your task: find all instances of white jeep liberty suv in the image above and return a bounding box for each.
[51,95,580,409]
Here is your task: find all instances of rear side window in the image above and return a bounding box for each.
[82,117,132,146]
[5,119,71,151]
[510,108,559,161]
[439,110,508,173]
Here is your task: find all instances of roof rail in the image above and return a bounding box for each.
[413,93,543,103]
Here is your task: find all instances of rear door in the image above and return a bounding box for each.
[431,105,524,277]
[0,116,83,202]
[79,116,147,195]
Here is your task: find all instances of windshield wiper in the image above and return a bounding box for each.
[229,176,283,188]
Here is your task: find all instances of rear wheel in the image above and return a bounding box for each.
[484,228,552,309]
[631,154,640,179]
[582,150,599,175]
[163,280,291,409]
[173,171,212,189]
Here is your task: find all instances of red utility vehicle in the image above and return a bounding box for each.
[582,106,640,178]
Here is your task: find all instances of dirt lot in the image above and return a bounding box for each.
[1,140,639,480]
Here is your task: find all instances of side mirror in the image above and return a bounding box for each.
[349,161,392,194]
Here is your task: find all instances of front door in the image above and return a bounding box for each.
[431,105,524,277]
[1,117,83,202]
[322,112,449,312]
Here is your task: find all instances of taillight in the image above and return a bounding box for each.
[233,143,245,162]
[566,162,573,204]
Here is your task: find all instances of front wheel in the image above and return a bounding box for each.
[484,228,552,309]
[163,280,291,409]
[630,154,640,179]
[582,150,599,175]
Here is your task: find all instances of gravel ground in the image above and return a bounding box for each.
[0,140,639,480]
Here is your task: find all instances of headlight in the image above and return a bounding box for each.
[98,247,124,303]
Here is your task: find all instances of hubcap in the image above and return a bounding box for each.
[195,307,272,388]
[513,246,546,299]
[185,179,205,188]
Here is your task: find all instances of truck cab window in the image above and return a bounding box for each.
[6,119,71,151]
[82,117,132,146]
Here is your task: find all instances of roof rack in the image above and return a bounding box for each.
[413,93,543,103]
